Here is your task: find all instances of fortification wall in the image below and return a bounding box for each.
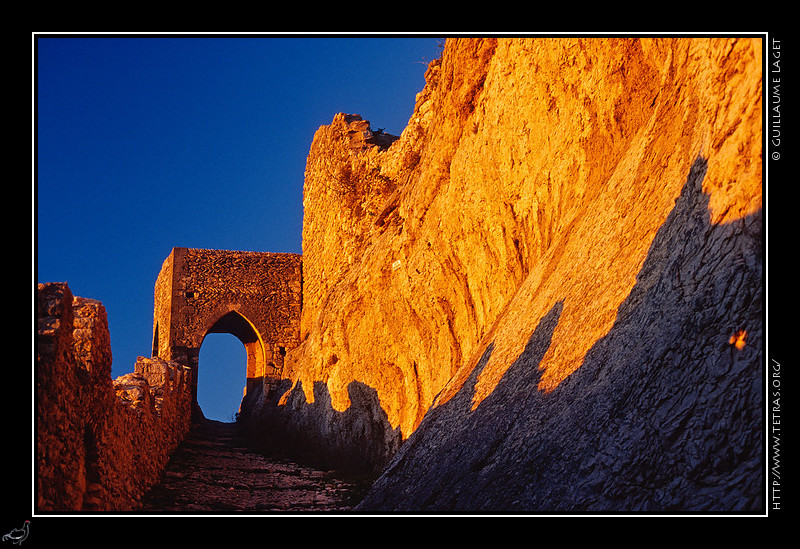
[36,282,193,512]
[153,248,302,355]
[152,247,302,410]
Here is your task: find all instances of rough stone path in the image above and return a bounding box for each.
[141,420,361,513]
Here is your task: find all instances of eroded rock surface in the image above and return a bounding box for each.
[248,37,763,512]
[356,156,762,512]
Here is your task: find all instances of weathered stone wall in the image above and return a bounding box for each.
[154,248,302,353]
[37,282,193,512]
[152,247,302,409]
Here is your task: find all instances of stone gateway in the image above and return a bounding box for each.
[151,247,302,417]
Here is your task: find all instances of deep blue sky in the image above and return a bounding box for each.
[35,34,442,421]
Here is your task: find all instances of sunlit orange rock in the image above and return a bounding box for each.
[730,330,748,350]
[248,37,763,510]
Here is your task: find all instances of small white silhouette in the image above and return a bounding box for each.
[2,521,29,545]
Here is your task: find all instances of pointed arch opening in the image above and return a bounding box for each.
[198,310,268,421]
[198,333,247,421]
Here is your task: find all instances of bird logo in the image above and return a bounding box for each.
[2,521,29,545]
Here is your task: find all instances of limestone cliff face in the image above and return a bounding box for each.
[248,37,763,509]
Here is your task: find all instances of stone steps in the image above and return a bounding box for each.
[141,420,360,513]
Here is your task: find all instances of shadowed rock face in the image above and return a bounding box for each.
[244,37,762,512]
[357,156,762,512]
[241,378,401,475]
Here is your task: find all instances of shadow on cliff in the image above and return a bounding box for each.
[357,155,764,513]
[240,377,402,478]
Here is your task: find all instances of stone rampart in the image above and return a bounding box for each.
[36,282,193,512]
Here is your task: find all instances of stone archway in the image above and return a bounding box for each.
[151,247,302,417]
